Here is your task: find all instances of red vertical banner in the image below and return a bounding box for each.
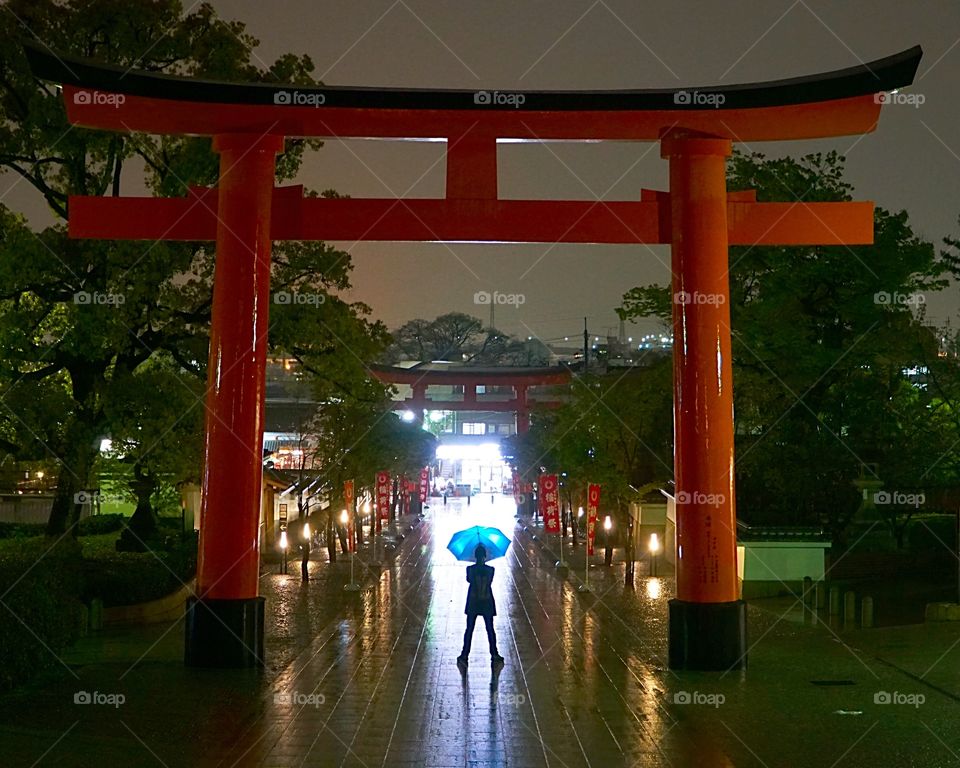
[376,471,390,517]
[375,471,390,532]
[418,467,429,503]
[586,483,601,556]
[512,471,521,505]
[344,479,355,552]
[540,474,560,534]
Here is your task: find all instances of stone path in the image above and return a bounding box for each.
[2,496,960,767]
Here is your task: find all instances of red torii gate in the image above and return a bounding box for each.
[25,43,921,670]
[369,364,571,434]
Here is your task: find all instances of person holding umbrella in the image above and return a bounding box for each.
[457,544,504,670]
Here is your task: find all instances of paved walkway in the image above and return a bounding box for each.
[2,496,960,767]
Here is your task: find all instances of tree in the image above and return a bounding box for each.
[0,1,386,537]
[620,150,960,544]
[504,360,673,525]
[307,385,436,560]
[383,312,551,365]
[101,356,204,549]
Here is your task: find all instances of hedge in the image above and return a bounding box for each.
[81,533,198,607]
[0,529,198,690]
[76,513,126,536]
[0,538,85,691]
[0,522,47,539]
[907,515,957,553]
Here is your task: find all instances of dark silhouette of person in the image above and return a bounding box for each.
[457,544,504,669]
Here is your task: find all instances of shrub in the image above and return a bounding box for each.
[907,515,957,553]
[76,513,126,536]
[81,535,197,607]
[0,522,46,539]
[0,538,85,691]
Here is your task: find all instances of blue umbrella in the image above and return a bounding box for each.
[447,526,511,562]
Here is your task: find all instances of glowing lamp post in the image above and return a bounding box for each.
[278,529,288,575]
[603,516,613,567]
[649,532,660,576]
[300,520,311,582]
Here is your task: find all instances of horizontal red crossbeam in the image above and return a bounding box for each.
[68,188,873,245]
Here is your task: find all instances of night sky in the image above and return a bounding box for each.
[9,1,960,343]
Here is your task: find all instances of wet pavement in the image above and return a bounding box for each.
[2,495,960,767]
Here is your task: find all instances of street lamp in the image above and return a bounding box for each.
[301,521,311,581]
[603,515,613,566]
[649,532,660,576]
[279,529,288,574]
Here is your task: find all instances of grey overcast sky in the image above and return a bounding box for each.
[8,1,960,343]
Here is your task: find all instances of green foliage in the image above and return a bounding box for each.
[504,359,673,516]
[0,0,387,537]
[309,393,438,504]
[0,522,46,539]
[907,515,957,553]
[618,150,960,541]
[80,535,197,607]
[383,312,551,365]
[75,513,125,535]
[0,538,84,690]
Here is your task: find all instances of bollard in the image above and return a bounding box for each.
[802,576,813,607]
[829,586,842,616]
[816,581,827,611]
[861,596,874,629]
[844,591,857,629]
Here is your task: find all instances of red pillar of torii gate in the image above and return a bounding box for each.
[25,42,920,670]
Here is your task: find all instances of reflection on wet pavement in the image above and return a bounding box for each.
[2,495,960,767]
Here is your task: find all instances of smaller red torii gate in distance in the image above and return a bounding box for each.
[25,41,921,671]
[370,364,571,434]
